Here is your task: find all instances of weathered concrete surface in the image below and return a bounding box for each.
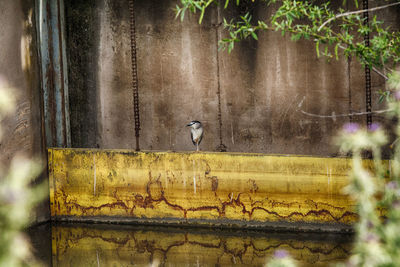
[65,1,101,148]
[65,0,395,155]
[66,0,220,151]
[0,0,49,223]
[47,148,378,232]
[219,3,351,156]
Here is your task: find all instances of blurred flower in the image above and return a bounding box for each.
[387,181,398,190]
[0,76,44,267]
[0,74,7,85]
[0,76,15,116]
[365,233,379,243]
[394,91,400,101]
[392,200,400,209]
[388,71,400,91]
[267,249,296,267]
[368,123,380,132]
[343,122,360,134]
[274,249,289,259]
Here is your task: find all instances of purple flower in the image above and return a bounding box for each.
[387,181,398,190]
[0,75,7,87]
[392,200,400,209]
[368,123,380,132]
[343,123,360,134]
[274,249,289,259]
[394,91,400,101]
[365,233,379,243]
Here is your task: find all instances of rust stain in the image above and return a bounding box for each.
[211,176,218,192]
[49,149,374,229]
[248,179,258,193]
[55,178,357,223]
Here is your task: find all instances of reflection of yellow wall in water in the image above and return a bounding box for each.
[48,148,377,229]
[52,225,351,266]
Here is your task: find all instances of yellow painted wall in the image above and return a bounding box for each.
[48,148,368,230]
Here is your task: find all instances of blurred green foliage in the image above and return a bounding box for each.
[332,72,400,266]
[0,77,46,267]
[176,0,400,78]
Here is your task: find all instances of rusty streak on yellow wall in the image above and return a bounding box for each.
[48,148,371,230]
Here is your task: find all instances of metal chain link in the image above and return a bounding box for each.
[363,0,372,128]
[129,0,141,151]
[215,5,227,152]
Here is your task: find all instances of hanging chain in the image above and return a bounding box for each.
[215,6,227,152]
[363,0,372,128]
[129,0,141,151]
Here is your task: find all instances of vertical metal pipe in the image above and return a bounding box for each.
[37,0,70,148]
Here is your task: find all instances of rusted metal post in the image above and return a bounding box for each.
[37,0,71,148]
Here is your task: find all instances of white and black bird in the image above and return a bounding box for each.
[186,120,203,151]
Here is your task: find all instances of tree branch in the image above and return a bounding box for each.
[372,66,389,80]
[299,108,391,118]
[318,2,400,32]
[297,97,391,119]
[337,45,389,80]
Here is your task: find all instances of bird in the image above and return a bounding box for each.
[186,120,203,151]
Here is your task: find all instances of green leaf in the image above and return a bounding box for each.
[175,6,181,19]
[291,33,302,41]
[251,32,258,40]
[180,8,186,21]
[335,43,339,60]
[228,41,234,53]
[316,41,320,57]
[378,94,385,104]
[224,0,229,9]
[199,8,205,24]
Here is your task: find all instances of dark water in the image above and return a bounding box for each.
[28,223,353,266]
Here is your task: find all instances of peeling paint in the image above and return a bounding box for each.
[48,148,385,231]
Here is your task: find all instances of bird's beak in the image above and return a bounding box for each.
[186,123,192,127]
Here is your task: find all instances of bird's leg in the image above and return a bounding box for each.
[196,143,199,152]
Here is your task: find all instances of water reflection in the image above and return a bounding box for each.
[30,223,352,266]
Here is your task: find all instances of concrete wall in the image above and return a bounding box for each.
[65,0,392,156]
[0,0,48,223]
